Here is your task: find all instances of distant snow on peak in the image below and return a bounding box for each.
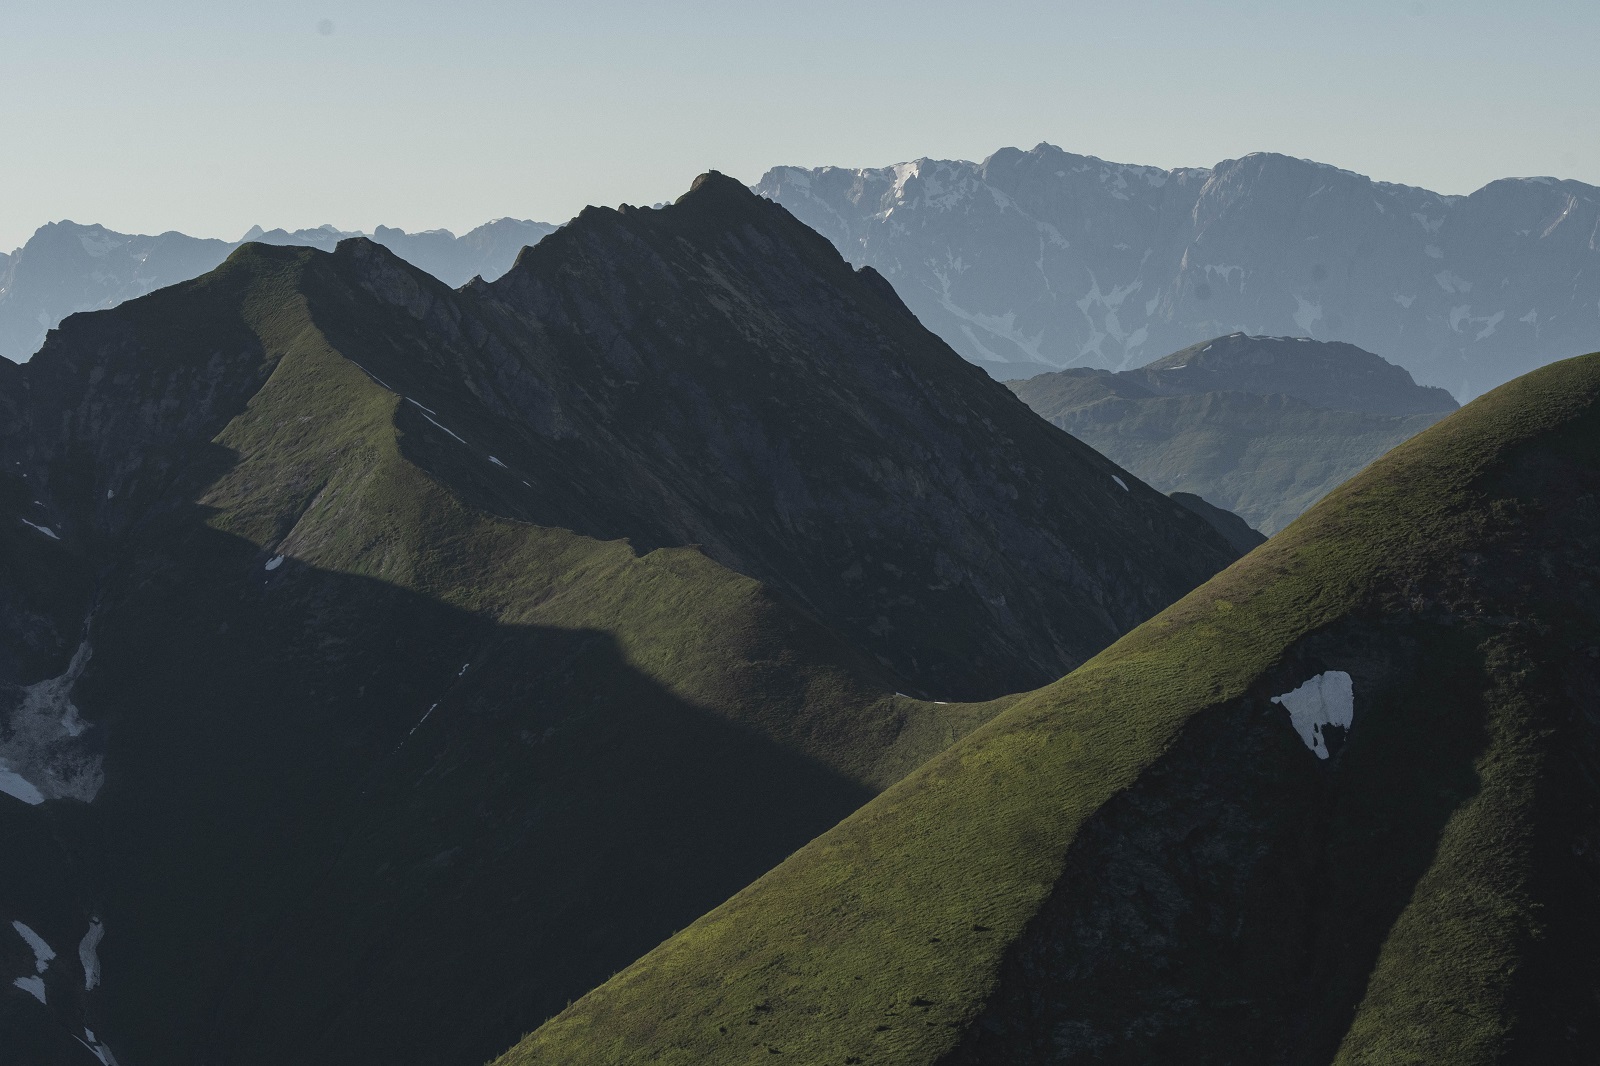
[755,146,1600,399]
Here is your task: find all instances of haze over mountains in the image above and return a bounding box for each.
[9,145,1598,409]
[758,143,1600,398]
[0,174,1239,1065]
[1013,333,1459,533]
[0,217,557,362]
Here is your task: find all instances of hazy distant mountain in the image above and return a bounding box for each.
[1012,333,1458,533]
[0,217,557,361]
[757,144,1600,399]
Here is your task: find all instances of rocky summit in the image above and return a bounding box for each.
[0,173,1237,1066]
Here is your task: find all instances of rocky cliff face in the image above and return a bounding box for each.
[758,144,1600,399]
[0,217,557,362]
[0,174,1238,1066]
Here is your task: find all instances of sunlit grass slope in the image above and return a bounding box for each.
[502,350,1600,1065]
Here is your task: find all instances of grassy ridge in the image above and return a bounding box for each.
[500,350,1600,1064]
[48,243,1006,1066]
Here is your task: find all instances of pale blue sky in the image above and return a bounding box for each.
[4,0,1596,250]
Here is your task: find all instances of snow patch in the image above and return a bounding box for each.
[1393,294,1416,309]
[75,1030,119,1066]
[1272,670,1353,759]
[265,555,285,571]
[20,519,60,540]
[407,703,439,737]
[12,974,45,1004]
[420,412,468,445]
[488,456,507,469]
[78,231,124,258]
[12,921,56,972]
[1292,296,1323,335]
[0,760,44,805]
[1520,309,1538,324]
[1111,475,1129,492]
[1,639,102,804]
[79,919,104,990]
[1434,270,1472,294]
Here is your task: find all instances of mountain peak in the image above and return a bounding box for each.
[675,169,762,211]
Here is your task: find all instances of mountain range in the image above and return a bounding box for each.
[503,346,1600,1066]
[757,144,1600,398]
[10,146,1599,409]
[1012,332,1459,533]
[0,217,557,363]
[0,173,1239,1065]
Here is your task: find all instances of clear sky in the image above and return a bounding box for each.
[4,0,1596,252]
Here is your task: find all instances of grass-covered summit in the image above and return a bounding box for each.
[0,174,1237,1065]
[1012,333,1459,533]
[503,349,1600,1065]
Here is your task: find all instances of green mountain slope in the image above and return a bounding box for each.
[504,349,1600,1066]
[1012,333,1459,534]
[0,176,1238,1065]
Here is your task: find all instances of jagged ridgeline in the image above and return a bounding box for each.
[503,350,1600,1065]
[0,175,1238,1065]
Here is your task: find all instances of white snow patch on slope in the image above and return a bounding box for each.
[0,639,103,804]
[0,759,45,804]
[265,555,285,571]
[20,519,60,540]
[1272,670,1354,759]
[1292,296,1323,335]
[76,1030,119,1066]
[420,412,468,445]
[1394,294,1416,309]
[488,456,507,469]
[12,921,56,972]
[78,231,124,258]
[12,974,45,1003]
[1112,475,1129,492]
[79,919,104,990]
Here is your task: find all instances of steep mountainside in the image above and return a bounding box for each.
[0,174,1237,1066]
[0,217,557,362]
[1013,334,1458,533]
[758,144,1600,397]
[505,348,1600,1066]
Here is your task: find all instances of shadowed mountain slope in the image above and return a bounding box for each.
[503,349,1600,1066]
[0,175,1237,1066]
[1013,333,1458,533]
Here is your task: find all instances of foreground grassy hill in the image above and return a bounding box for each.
[1013,334,1458,533]
[0,176,1238,1066]
[504,349,1600,1065]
